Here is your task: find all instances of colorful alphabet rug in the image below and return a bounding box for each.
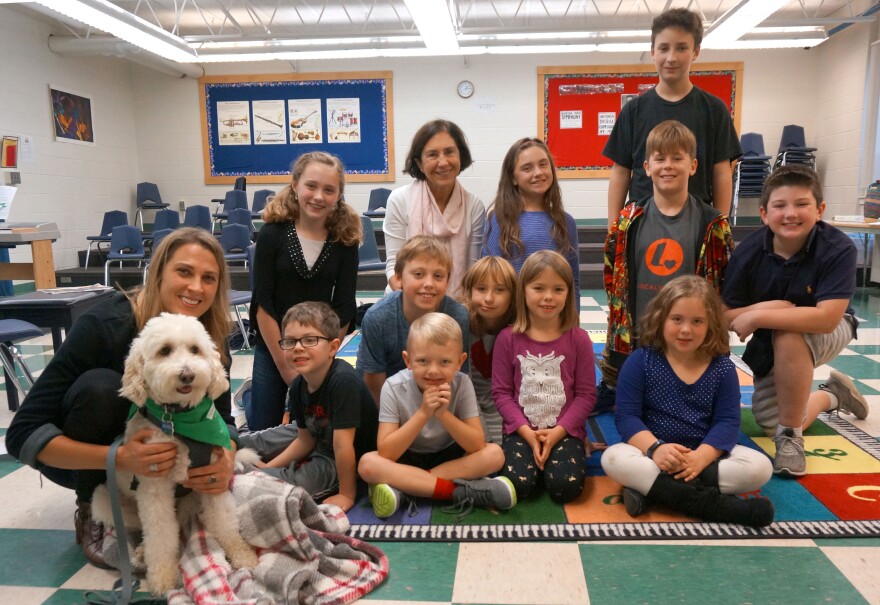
[341,334,880,542]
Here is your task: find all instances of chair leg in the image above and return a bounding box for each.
[0,342,35,412]
[104,261,110,287]
[135,209,144,230]
[85,243,93,268]
[232,305,250,350]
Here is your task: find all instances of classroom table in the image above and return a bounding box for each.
[0,222,61,289]
[830,220,880,287]
[0,288,115,352]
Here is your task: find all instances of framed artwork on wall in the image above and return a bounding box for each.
[198,71,394,184]
[49,86,95,145]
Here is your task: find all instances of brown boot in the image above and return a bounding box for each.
[74,500,113,569]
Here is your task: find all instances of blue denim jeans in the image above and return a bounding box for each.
[246,343,289,431]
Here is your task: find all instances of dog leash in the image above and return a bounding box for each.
[83,437,165,605]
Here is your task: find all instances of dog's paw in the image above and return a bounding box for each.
[233,447,262,474]
[227,543,259,569]
[146,563,180,596]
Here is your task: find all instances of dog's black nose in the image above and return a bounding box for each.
[179,368,195,384]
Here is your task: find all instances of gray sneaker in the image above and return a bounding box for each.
[773,428,806,477]
[820,370,869,420]
[445,476,517,519]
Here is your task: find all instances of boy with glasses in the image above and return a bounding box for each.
[242,301,378,512]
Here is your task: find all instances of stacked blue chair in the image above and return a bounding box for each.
[364,187,392,218]
[183,204,212,231]
[220,223,251,267]
[251,189,274,219]
[212,190,248,233]
[228,243,255,350]
[135,182,170,229]
[104,225,146,286]
[0,318,43,411]
[142,228,175,282]
[358,216,385,271]
[227,207,254,236]
[731,132,773,224]
[84,210,128,268]
[775,124,817,169]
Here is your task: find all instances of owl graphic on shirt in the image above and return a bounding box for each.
[517,351,565,429]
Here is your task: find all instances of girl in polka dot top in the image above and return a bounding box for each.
[600,275,775,527]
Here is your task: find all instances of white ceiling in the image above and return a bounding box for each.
[35,0,877,39]
[9,0,880,67]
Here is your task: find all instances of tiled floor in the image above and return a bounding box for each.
[1,289,880,604]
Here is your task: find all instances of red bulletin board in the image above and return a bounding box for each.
[538,62,743,179]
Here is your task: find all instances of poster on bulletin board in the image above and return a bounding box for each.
[199,71,394,184]
[538,63,742,179]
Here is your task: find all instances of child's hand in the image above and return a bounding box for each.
[535,426,567,468]
[419,385,448,416]
[254,459,268,469]
[323,493,355,512]
[585,439,607,455]
[729,311,761,342]
[281,411,291,426]
[432,383,452,416]
[651,442,690,473]
[674,448,717,483]
[517,425,544,470]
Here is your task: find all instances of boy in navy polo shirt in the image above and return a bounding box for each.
[723,166,869,477]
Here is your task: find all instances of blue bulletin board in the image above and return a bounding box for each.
[199,71,394,185]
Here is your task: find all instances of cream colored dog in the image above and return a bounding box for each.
[92,312,258,595]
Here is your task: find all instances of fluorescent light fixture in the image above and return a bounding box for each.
[28,0,197,62]
[458,30,651,42]
[403,0,458,51]
[703,0,789,45]
[702,38,826,50]
[196,36,423,51]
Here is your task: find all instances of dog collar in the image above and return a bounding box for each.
[128,397,232,450]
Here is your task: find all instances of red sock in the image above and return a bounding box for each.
[432,478,456,501]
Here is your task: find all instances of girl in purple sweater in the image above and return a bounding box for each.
[492,250,596,503]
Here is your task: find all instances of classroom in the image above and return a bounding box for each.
[1,1,879,603]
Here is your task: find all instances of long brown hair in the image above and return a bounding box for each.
[488,138,572,258]
[262,151,362,246]
[638,275,729,358]
[129,227,231,365]
[513,250,578,334]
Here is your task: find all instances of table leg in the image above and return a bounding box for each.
[51,327,62,353]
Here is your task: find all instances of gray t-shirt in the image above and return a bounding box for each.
[379,369,479,454]
[633,195,702,325]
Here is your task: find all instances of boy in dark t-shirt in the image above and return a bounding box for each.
[603,7,741,225]
[254,301,378,512]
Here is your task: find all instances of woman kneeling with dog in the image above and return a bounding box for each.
[6,227,239,569]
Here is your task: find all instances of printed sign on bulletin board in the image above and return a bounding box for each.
[199,71,394,185]
[537,63,742,179]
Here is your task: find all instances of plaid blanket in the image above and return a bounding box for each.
[167,472,388,605]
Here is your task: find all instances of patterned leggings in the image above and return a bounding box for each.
[501,433,587,503]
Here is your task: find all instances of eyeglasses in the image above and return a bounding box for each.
[278,336,331,350]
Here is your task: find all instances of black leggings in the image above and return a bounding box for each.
[501,432,587,503]
[36,368,130,501]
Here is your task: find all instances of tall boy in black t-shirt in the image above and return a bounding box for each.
[603,8,741,226]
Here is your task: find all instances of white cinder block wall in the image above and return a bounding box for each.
[0,2,876,270]
[0,7,140,269]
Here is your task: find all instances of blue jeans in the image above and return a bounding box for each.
[246,343,289,431]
